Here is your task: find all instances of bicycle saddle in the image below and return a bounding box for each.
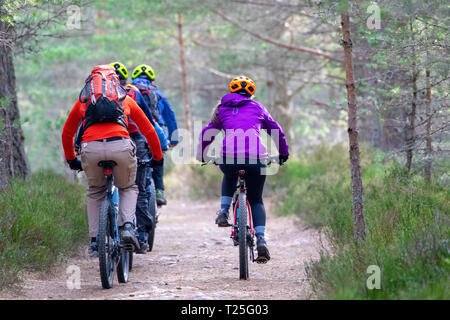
[98,160,117,168]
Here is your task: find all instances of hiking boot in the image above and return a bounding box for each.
[121,222,140,251]
[215,209,231,227]
[136,232,149,254]
[256,236,270,263]
[88,241,98,258]
[156,190,167,206]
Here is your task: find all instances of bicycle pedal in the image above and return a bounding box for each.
[218,223,231,227]
[255,257,268,264]
[122,243,135,252]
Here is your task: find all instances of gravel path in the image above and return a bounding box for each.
[0,200,322,300]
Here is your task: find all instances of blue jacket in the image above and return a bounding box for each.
[132,78,178,145]
[129,87,168,151]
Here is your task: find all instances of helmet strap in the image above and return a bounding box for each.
[236,89,252,98]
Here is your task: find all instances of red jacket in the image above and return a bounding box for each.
[62,96,163,161]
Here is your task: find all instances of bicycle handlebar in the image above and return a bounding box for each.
[138,159,153,166]
[202,155,280,166]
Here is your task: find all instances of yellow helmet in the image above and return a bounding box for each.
[109,61,128,80]
[132,64,156,81]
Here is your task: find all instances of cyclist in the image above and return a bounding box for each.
[110,62,167,253]
[197,76,289,262]
[131,64,179,206]
[62,65,163,257]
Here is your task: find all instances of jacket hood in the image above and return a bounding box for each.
[221,93,253,108]
[132,77,152,86]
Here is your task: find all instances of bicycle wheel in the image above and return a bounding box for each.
[129,250,133,271]
[98,199,115,289]
[147,178,157,251]
[238,193,249,280]
[117,249,130,283]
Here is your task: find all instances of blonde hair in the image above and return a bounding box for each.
[210,103,221,124]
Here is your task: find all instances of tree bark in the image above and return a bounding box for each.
[424,68,432,180]
[341,12,366,243]
[0,18,29,190]
[406,21,417,172]
[177,13,191,136]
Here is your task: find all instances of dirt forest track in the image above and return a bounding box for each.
[1,200,322,300]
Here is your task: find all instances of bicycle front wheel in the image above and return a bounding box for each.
[238,193,249,280]
[98,200,115,289]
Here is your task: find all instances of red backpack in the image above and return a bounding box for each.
[74,65,128,153]
[79,65,128,129]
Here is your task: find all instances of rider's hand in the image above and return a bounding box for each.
[67,158,83,171]
[150,158,164,168]
[279,154,289,166]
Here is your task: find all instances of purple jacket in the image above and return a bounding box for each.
[197,93,289,160]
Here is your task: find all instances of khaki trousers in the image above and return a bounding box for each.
[80,138,138,237]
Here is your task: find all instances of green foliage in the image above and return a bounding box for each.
[270,144,449,299]
[0,171,88,289]
[165,162,222,200]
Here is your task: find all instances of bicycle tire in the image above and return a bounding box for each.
[98,199,115,289]
[238,193,249,280]
[129,250,133,271]
[147,178,157,251]
[117,249,130,283]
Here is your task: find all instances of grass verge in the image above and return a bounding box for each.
[270,144,449,299]
[0,171,87,289]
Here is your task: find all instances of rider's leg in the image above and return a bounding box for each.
[102,138,140,247]
[217,164,239,225]
[244,165,267,237]
[244,164,270,261]
[152,159,167,205]
[80,141,107,239]
[131,133,152,252]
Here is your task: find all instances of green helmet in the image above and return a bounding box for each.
[132,64,156,81]
[109,61,128,80]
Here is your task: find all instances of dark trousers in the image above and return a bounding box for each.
[219,160,267,228]
[152,159,164,191]
[130,132,152,233]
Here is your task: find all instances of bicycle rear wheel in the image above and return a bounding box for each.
[147,178,157,251]
[98,200,115,289]
[238,193,249,280]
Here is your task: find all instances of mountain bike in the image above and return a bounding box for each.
[139,158,158,252]
[97,160,135,289]
[204,155,278,280]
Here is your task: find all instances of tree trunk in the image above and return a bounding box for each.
[177,13,191,136]
[406,21,417,172]
[424,67,432,180]
[0,19,29,190]
[341,12,366,243]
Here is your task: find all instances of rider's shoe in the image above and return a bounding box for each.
[215,209,231,227]
[121,222,140,250]
[256,235,270,263]
[136,232,149,254]
[156,189,167,206]
[88,241,99,258]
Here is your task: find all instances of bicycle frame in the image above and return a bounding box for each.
[104,168,120,244]
[231,170,255,243]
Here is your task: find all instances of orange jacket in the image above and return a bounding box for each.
[62,95,163,161]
